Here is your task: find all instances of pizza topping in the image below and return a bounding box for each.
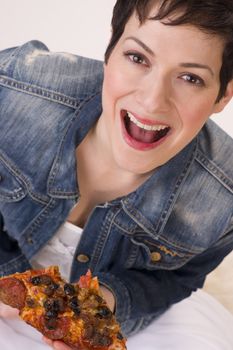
[64,283,76,296]
[0,277,26,309]
[44,298,55,311]
[53,298,66,313]
[0,267,127,349]
[91,333,112,347]
[83,323,95,339]
[44,317,57,330]
[45,309,58,319]
[83,324,113,347]
[41,315,71,339]
[30,275,53,286]
[69,296,81,315]
[25,297,37,308]
[44,287,54,297]
[30,275,60,298]
[44,283,59,297]
[117,332,124,340]
[96,306,113,319]
[44,298,66,314]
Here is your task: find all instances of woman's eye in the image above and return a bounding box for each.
[125,52,147,66]
[181,74,204,86]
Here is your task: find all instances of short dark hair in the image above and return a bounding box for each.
[105,0,233,101]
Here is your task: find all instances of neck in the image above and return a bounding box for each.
[76,121,152,203]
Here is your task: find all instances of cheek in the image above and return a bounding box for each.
[180,96,216,128]
[103,62,132,103]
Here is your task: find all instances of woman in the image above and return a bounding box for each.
[0,0,233,349]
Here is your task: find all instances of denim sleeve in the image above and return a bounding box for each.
[0,46,18,70]
[97,225,233,337]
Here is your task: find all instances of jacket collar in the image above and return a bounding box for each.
[121,137,198,236]
[47,92,102,198]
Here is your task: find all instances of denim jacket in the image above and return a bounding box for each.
[0,41,233,336]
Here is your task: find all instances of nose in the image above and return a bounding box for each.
[135,74,171,115]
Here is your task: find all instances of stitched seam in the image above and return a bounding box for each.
[122,141,197,238]
[0,76,80,108]
[0,255,30,276]
[0,47,20,70]
[0,152,49,205]
[20,198,57,245]
[90,207,122,268]
[196,149,233,193]
[48,92,100,195]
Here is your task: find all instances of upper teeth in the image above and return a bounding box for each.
[127,112,168,131]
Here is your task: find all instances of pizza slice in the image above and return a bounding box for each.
[0,266,127,350]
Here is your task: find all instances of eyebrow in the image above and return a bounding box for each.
[125,36,155,56]
[179,63,214,77]
[125,36,214,77]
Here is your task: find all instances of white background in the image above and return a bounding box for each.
[0,0,232,137]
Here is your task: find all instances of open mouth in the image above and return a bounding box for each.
[122,110,170,148]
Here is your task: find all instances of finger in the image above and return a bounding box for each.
[53,340,73,350]
[42,336,54,346]
[42,338,72,350]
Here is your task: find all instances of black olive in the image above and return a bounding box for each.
[73,308,81,316]
[49,282,59,291]
[69,296,79,308]
[99,336,112,347]
[69,296,81,315]
[96,306,112,319]
[44,317,57,330]
[25,297,36,308]
[44,298,65,314]
[44,282,59,296]
[92,334,112,347]
[64,283,76,296]
[117,332,124,340]
[44,286,55,297]
[31,275,53,286]
[30,276,42,285]
[39,275,53,285]
[43,299,54,311]
[45,309,58,319]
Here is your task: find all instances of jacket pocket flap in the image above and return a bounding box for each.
[0,159,26,202]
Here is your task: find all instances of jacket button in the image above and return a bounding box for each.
[27,237,34,244]
[150,252,161,262]
[76,254,90,263]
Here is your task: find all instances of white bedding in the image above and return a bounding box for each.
[1,289,233,350]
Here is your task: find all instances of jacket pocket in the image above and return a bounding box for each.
[127,231,199,270]
[0,158,26,202]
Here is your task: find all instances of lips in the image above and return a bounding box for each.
[121,110,170,150]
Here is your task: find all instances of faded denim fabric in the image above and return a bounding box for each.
[0,41,232,336]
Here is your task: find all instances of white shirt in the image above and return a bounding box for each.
[30,221,82,280]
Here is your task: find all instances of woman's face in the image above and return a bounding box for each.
[98,9,232,175]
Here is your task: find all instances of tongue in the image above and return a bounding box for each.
[129,122,156,143]
[127,119,168,143]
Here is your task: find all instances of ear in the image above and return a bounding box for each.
[213,80,233,114]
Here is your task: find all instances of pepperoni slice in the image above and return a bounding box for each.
[0,277,26,309]
[40,315,71,340]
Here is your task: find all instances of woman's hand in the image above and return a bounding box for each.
[100,285,115,312]
[0,302,19,318]
[43,337,74,350]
